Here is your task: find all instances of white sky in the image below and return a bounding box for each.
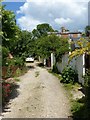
[11,0,90,31]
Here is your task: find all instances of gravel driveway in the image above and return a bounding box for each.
[2,61,71,118]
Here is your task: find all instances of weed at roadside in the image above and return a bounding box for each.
[48,69,86,118]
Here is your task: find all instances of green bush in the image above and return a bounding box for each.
[2,78,15,105]
[61,66,78,84]
[14,57,25,67]
[6,66,13,78]
[15,68,21,77]
[71,100,85,118]
[84,69,90,119]
[10,57,24,67]
[2,47,9,66]
[4,57,25,67]
[2,57,26,78]
[84,69,90,87]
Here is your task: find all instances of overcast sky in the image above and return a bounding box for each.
[3,0,90,32]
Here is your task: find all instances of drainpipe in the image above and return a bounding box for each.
[69,39,72,55]
[81,53,86,85]
[51,53,55,69]
[83,53,85,76]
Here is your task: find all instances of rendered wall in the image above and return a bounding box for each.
[56,54,85,84]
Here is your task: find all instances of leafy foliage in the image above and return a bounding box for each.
[61,66,78,84]
[71,100,85,118]
[84,70,90,119]
[84,69,90,87]
[1,4,34,106]
[11,30,33,59]
[36,34,69,61]
[32,23,54,39]
[6,57,24,67]
[69,38,90,61]
[1,5,34,65]
[1,5,19,49]
[2,78,16,105]
[2,46,10,66]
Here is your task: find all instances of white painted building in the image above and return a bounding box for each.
[56,53,86,85]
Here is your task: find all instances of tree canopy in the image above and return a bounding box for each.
[1,4,69,66]
[36,34,69,61]
[32,23,54,39]
[1,5,34,66]
[1,5,19,48]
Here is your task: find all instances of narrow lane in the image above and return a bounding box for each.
[2,61,71,118]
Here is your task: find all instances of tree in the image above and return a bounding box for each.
[69,38,90,61]
[1,5,19,49]
[1,5,20,66]
[12,30,34,59]
[32,23,54,39]
[36,34,69,61]
[1,5,35,59]
[85,26,90,36]
[1,5,35,67]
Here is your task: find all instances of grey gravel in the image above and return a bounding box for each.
[2,61,71,118]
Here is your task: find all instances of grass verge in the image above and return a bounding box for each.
[48,69,86,119]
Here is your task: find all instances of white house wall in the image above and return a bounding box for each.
[56,53,84,84]
[56,62,62,73]
[51,53,56,69]
[76,55,84,84]
[70,55,84,84]
[56,54,68,73]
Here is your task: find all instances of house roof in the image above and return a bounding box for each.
[71,37,81,41]
[48,31,82,35]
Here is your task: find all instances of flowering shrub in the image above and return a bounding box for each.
[2,82,11,97]
[2,78,15,105]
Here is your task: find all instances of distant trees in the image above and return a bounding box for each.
[32,24,69,61]
[36,34,69,61]
[85,26,90,36]
[32,23,54,39]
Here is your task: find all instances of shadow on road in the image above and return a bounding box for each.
[36,62,44,67]
[2,84,19,113]
[27,65,35,70]
[10,84,19,100]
